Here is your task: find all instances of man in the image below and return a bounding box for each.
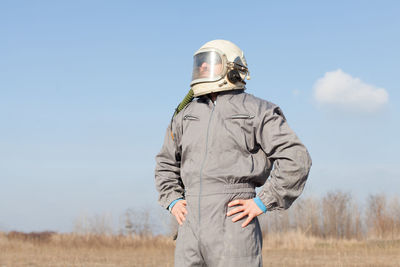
[155,40,312,266]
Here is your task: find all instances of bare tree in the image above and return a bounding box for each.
[366,194,389,238]
[321,191,357,239]
[292,196,321,236]
[367,194,400,239]
[121,208,154,237]
[74,213,114,235]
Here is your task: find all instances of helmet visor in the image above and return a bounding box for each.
[191,51,224,84]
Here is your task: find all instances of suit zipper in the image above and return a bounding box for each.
[198,102,215,226]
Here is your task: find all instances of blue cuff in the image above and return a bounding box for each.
[168,198,183,211]
[253,196,267,213]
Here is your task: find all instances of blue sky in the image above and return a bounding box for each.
[1,0,399,232]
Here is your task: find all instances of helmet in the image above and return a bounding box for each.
[190,40,250,97]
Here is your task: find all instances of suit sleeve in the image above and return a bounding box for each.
[256,105,312,211]
[155,119,185,210]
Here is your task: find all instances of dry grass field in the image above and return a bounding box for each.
[1,231,399,267]
[2,192,399,266]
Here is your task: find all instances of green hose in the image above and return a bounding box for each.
[170,89,194,140]
[173,89,194,117]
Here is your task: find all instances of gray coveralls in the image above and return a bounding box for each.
[155,90,312,267]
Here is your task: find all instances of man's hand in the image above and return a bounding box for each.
[171,200,187,225]
[227,199,263,228]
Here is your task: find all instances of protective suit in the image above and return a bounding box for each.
[155,40,312,267]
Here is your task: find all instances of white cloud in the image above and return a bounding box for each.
[313,69,389,113]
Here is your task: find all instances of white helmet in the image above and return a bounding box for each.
[190,40,250,97]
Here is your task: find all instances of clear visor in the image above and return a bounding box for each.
[191,51,224,83]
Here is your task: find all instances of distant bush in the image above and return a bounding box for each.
[7,231,56,244]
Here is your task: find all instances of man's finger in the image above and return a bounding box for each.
[177,206,187,215]
[228,199,243,207]
[182,200,187,205]
[176,215,182,225]
[227,206,245,217]
[232,211,248,222]
[241,215,253,228]
[179,212,186,223]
